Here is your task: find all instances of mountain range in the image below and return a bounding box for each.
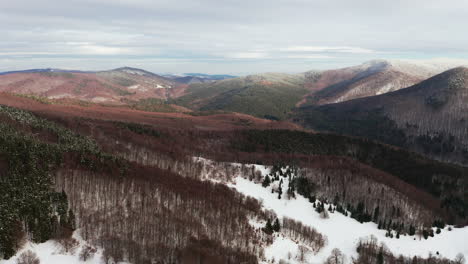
[295,66,468,165]
[1,59,468,264]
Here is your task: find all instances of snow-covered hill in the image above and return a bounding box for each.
[0,232,113,264]
[224,162,468,263]
[303,58,468,106]
[5,158,466,264]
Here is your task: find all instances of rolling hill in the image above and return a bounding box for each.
[294,67,468,166]
[0,67,187,105]
[300,59,468,106]
[172,60,468,120]
[173,72,308,120]
[0,93,467,263]
[163,73,237,84]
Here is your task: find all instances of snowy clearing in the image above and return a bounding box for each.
[0,231,129,264]
[229,171,468,263]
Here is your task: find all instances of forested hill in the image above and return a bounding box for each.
[0,93,467,263]
[294,67,468,166]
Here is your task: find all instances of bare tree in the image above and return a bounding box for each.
[455,253,466,264]
[321,209,330,219]
[16,250,40,264]
[325,248,346,264]
[297,245,311,262]
[79,245,97,261]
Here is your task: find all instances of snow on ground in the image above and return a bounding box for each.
[127,84,140,90]
[264,235,307,263]
[123,69,144,76]
[0,231,129,264]
[229,170,468,263]
[49,93,72,99]
[91,97,111,103]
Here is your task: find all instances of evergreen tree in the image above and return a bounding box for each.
[263,219,273,235]
[409,225,416,236]
[377,247,384,264]
[262,176,271,187]
[422,229,429,240]
[373,206,380,222]
[67,209,76,230]
[273,218,280,232]
[333,194,339,205]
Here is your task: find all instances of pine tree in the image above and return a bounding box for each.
[67,209,76,230]
[409,225,416,236]
[262,176,271,187]
[423,229,429,240]
[377,247,384,264]
[263,219,273,235]
[373,206,380,222]
[273,218,280,232]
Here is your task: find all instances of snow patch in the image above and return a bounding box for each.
[91,97,111,102]
[127,84,140,90]
[0,231,127,264]
[229,170,468,263]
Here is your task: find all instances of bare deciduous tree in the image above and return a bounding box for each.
[16,250,40,264]
[325,248,346,264]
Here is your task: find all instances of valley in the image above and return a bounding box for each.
[0,60,467,264]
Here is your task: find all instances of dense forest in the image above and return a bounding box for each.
[0,102,467,263]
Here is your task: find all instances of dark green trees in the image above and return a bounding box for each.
[263,218,281,235]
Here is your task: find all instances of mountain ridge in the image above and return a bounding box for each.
[294,67,468,165]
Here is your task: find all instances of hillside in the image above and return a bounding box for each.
[163,73,237,84]
[174,73,308,120]
[1,61,465,120]
[294,67,468,166]
[0,67,187,105]
[172,60,467,121]
[0,94,467,263]
[300,59,467,106]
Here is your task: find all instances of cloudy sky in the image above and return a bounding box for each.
[1,0,468,74]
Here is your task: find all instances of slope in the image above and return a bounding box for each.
[294,67,468,166]
[174,73,308,120]
[300,59,466,106]
[0,67,186,105]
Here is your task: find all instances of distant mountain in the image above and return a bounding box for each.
[2,60,467,118]
[184,73,237,79]
[0,67,187,105]
[173,72,307,120]
[294,67,468,165]
[0,68,91,75]
[163,73,237,84]
[300,59,468,106]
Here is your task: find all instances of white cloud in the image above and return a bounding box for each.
[226,52,269,59]
[0,0,467,73]
[0,51,64,56]
[286,54,334,59]
[283,46,376,54]
[76,44,134,55]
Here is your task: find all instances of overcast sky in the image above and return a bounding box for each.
[1,0,468,74]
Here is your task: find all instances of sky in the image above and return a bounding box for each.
[1,0,468,75]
